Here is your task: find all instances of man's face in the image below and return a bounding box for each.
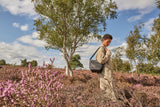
[103,39,112,47]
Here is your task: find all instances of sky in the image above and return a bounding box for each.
[0,0,159,69]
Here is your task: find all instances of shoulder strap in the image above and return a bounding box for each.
[89,46,105,60]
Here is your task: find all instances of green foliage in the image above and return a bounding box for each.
[138,63,160,74]
[32,0,117,50]
[112,59,131,73]
[141,1,160,65]
[21,59,38,67]
[47,64,53,69]
[32,0,117,76]
[147,14,160,64]
[125,25,146,73]
[21,59,28,67]
[111,47,131,73]
[121,61,131,73]
[70,54,83,69]
[126,25,145,61]
[0,59,6,65]
[112,58,123,72]
[28,60,38,67]
[124,5,160,72]
[112,47,123,72]
[156,0,160,9]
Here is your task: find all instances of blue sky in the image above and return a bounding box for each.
[0,0,159,68]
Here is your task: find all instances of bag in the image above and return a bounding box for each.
[89,46,105,73]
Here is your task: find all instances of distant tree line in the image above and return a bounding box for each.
[0,56,84,69]
[0,59,38,67]
[21,59,38,67]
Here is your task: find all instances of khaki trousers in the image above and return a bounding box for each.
[98,69,117,102]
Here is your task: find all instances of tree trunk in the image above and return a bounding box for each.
[116,64,117,72]
[66,64,69,76]
[137,64,140,79]
[129,60,133,77]
[134,59,140,79]
[62,33,74,77]
[134,60,137,74]
[69,64,73,77]
[64,56,73,77]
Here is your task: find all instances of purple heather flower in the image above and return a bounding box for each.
[45,94,49,101]
[28,63,32,70]
[43,61,45,67]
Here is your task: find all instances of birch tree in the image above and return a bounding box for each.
[32,0,117,77]
[147,8,160,65]
[125,25,146,77]
[112,47,123,72]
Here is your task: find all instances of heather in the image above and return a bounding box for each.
[0,65,160,106]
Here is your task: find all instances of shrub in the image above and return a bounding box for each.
[0,59,6,65]
[138,63,160,74]
[29,60,38,67]
[0,65,64,106]
[121,61,131,73]
[21,59,38,67]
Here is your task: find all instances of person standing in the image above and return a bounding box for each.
[96,34,118,102]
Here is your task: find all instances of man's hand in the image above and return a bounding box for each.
[105,48,109,52]
[105,48,111,56]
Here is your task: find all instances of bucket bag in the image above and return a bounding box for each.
[89,46,105,73]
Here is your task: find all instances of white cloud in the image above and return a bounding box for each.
[75,38,101,56]
[17,32,47,47]
[112,37,123,44]
[109,42,127,51]
[12,22,19,28]
[12,23,29,31]
[144,18,155,31]
[143,17,157,38]
[128,14,143,22]
[128,8,154,22]
[32,32,39,39]
[0,41,65,68]
[115,0,155,11]
[0,0,36,16]
[113,0,156,22]
[20,24,29,31]
[39,50,65,68]
[0,41,43,65]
